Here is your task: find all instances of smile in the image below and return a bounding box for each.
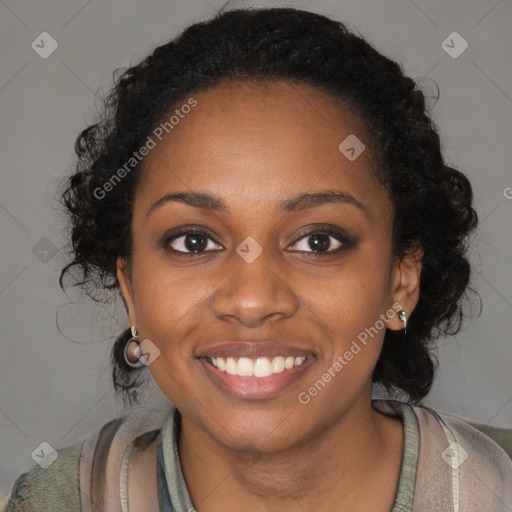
[198,354,315,400]
[209,355,307,377]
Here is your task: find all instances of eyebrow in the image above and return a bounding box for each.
[146,189,368,219]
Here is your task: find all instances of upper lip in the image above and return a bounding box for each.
[197,341,313,359]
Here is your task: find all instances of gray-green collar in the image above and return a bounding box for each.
[156,399,419,511]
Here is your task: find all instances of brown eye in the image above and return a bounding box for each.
[307,233,334,252]
[289,228,349,254]
[165,230,223,254]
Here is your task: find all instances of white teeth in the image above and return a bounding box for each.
[209,355,308,377]
[272,356,286,373]
[237,357,253,376]
[253,357,272,377]
[225,357,237,375]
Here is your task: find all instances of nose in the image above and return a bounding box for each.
[211,249,299,328]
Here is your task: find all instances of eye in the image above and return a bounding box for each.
[288,227,351,254]
[164,229,223,255]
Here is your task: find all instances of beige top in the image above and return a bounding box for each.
[4,399,512,511]
[373,400,512,511]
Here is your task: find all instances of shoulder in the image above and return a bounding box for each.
[373,399,512,510]
[4,407,171,512]
[375,398,512,464]
[463,420,512,458]
[4,440,83,512]
[3,415,130,512]
[411,402,512,510]
[412,402,512,464]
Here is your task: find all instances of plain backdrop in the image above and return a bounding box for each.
[1,0,511,501]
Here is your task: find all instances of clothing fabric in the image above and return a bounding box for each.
[4,399,512,511]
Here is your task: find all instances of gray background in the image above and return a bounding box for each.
[1,0,511,503]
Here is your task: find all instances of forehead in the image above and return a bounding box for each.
[135,79,388,218]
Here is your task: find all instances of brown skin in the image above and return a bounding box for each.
[117,80,422,511]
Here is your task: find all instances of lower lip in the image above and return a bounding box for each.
[198,357,315,400]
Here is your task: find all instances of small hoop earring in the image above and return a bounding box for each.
[124,326,144,368]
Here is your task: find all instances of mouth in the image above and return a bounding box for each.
[207,355,308,376]
[197,351,316,400]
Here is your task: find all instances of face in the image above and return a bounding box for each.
[117,80,420,452]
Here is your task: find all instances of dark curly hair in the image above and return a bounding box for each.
[59,7,478,406]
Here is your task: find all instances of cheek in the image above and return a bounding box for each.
[297,254,393,388]
[129,249,206,354]
[304,259,392,337]
[129,256,209,405]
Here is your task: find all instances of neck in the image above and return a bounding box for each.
[177,392,403,512]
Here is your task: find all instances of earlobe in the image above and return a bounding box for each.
[116,257,137,325]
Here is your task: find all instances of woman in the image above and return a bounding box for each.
[5,6,512,512]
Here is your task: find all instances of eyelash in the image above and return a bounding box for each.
[162,225,354,257]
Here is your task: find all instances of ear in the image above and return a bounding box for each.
[116,257,137,326]
[386,243,423,331]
